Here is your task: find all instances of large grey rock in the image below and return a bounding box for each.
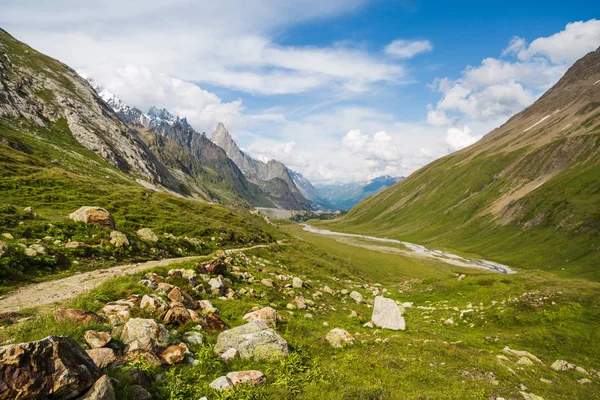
[371,296,406,331]
[78,375,115,400]
[121,318,169,346]
[69,207,115,229]
[214,321,289,361]
[0,336,100,400]
[243,307,280,326]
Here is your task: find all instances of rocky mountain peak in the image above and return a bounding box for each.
[148,106,176,125]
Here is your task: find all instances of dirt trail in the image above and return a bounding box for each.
[0,243,277,313]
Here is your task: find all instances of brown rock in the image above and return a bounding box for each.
[160,343,189,365]
[0,336,101,400]
[154,282,174,294]
[205,312,229,332]
[78,375,115,400]
[140,294,168,315]
[226,370,267,387]
[167,287,197,309]
[84,330,112,349]
[198,260,227,275]
[86,348,117,369]
[242,307,280,326]
[98,302,134,326]
[69,206,115,229]
[163,302,193,326]
[54,308,105,325]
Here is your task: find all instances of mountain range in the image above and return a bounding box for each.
[325,46,600,279]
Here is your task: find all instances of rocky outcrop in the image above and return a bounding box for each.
[371,296,406,331]
[214,321,289,360]
[0,336,101,400]
[211,123,311,210]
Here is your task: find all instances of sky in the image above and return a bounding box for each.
[2,0,600,184]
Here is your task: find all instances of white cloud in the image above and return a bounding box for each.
[82,61,244,134]
[428,19,599,126]
[516,19,600,64]
[385,39,433,59]
[445,126,482,151]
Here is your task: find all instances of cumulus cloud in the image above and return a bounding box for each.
[342,130,402,162]
[81,61,244,134]
[428,19,600,126]
[385,39,433,58]
[444,126,483,151]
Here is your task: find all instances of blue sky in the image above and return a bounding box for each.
[2,0,599,183]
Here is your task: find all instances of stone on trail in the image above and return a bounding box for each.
[0,336,101,400]
[214,320,289,360]
[70,206,115,229]
[78,375,116,400]
[371,296,406,331]
[243,306,280,326]
[86,348,117,369]
[84,330,112,349]
[121,318,169,346]
[325,328,354,348]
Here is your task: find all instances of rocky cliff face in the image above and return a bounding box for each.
[211,123,311,210]
[0,29,181,192]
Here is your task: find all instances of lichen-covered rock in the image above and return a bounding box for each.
[78,375,115,400]
[326,328,354,348]
[86,348,117,369]
[371,296,406,331]
[242,307,280,326]
[121,318,169,346]
[214,321,289,360]
[140,294,168,315]
[84,330,112,349]
[136,228,158,242]
[98,301,135,325]
[109,231,129,248]
[0,336,101,400]
[70,207,115,229]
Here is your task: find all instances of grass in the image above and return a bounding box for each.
[318,133,600,281]
[2,223,599,399]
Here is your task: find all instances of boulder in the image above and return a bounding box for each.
[214,320,289,360]
[140,294,168,315]
[54,308,105,325]
[98,302,134,325]
[163,302,193,326]
[349,291,364,303]
[128,385,153,400]
[160,343,189,365]
[326,328,354,348]
[292,277,303,288]
[124,337,156,354]
[136,228,158,242]
[205,312,229,332]
[0,336,100,400]
[167,287,197,309]
[86,348,117,369]
[261,278,274,287]
[109,231,129,248]
[78,375,115,400]
[70,207,115,229]
[226,370,266,387]
[242,307,280,326]
[84,330,112,349]
[371,296,406,331]
[209,376,233,392]
[25,243,46,256]
[121,318,169,346]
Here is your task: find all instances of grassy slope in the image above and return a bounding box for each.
[2,223,599,399]
[320,132,600,281]
[0,117,280,288]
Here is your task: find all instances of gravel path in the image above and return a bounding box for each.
[0,243,277,313]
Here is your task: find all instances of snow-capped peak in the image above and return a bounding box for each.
[98,89,131,113]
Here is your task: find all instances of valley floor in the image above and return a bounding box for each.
[1,221,599,399]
